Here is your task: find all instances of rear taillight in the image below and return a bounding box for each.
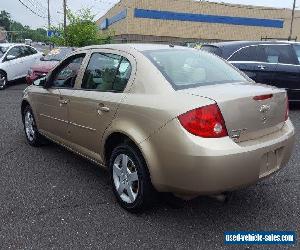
[178,104,228,138]
[285,96,289,121]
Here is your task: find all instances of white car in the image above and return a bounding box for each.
[0,43,43,89]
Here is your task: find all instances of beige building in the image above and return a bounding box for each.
[97,0,300,44]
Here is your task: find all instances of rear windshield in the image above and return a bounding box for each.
[143,49,247,90]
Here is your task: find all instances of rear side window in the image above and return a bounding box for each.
[294,45,300,63]
[144,49,247,90]
[21,46,37,56]
[229,46,266,62]
[81,53,131,92]
[201,45,222,57]
[263,45,296,64]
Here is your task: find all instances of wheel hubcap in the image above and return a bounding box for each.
[113,154,139,204]
[24,111,35,141]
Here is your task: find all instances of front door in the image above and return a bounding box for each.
[68,51,133,160]
[35,53,86,141]
[3,46,25,80]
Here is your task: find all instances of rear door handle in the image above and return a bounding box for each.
[258,65,266,70]
[59,99,69,105]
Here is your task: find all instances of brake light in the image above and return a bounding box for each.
[285,96,289,121]
[253,94,273,101]
[178,104,228,138]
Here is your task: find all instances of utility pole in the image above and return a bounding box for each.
[47,0,51,30]
[289,0,297,40]
[63,0,67,32]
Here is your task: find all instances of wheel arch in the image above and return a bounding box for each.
[103,131,146,166]
[21,100,30,120]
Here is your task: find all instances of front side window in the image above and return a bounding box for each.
[81,53,132,92]
[263,45,296,64]
[6,46,23,59]
[51,54,85,88]
[144,49,248,90]
[293,45,300,64]
[229,46,266,62]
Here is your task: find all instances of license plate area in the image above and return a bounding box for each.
[259,148,283,178]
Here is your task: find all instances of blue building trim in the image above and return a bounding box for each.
[100,9,127,30]
[134,8,284,29]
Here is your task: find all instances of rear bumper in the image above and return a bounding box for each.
[140,119,295,196]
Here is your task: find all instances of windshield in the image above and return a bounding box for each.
[0,46,9,58]
[144,49,248,90]
[43,48,73,61]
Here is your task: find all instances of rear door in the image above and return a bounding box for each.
[21,46,41,75]
[68,50,134,158]
[228,45,278,85]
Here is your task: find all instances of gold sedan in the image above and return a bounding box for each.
[21,44,295,212]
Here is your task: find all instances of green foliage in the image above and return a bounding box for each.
[0,10,11,30]
[51,8,112,47]
[0,10,49,43]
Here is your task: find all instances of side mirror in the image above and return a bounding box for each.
[40,57,45,61]
[42,78,49,88]
[6,55,16,61]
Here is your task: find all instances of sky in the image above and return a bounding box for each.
[1,0,299,29]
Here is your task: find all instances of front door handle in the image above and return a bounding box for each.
[98,106,110,112]
[258,65,266,70]
[97,104,110,115]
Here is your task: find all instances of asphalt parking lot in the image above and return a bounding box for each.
[0,82,299,250]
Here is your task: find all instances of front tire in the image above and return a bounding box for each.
[109,143,157,212]
[22,106,45,147]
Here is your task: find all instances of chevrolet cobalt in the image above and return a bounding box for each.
[21,44,295,212]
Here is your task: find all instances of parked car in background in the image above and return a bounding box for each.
[0,43,43,90]
[26,47,75,84]
[21,44,294,212]
[201,41,300,102]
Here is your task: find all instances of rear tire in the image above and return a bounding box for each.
[0,71,7,90]
[109,143,157,212]
[22,106,46,147]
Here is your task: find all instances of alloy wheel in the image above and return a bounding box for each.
[112,154,139,204]
[24,111,36,142]
[0,73,7,89]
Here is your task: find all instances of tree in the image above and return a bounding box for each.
[0,11,11,30]
[51,8,112,47]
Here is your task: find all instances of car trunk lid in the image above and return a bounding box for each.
[180,82,287,142]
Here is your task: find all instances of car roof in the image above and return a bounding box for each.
[77,43,190,53]
[0,43,29,47]
[203,40,300,59]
